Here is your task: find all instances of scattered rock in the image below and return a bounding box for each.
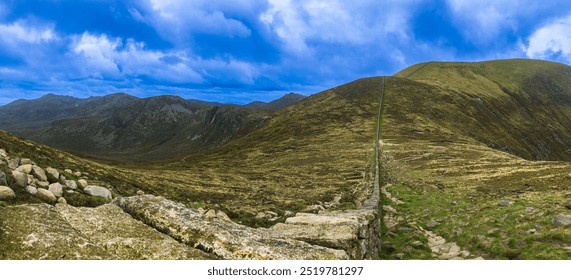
[8,158,20,170]
[527,229,538,234]
[487,228,500,235]
[284,211,294,217]
[265,211,278,217]
[11,170,28,188]
[31,166,48,182]
[0,149,6,158]
[425,220,439,229]
[45,167,60,183]
[64,180,78,190]
[48,183,64,197]
[255,212,267,219]
[77,179,88,189]
[411,241,423,247]
[36,188,57,203]
[36,181,49,188]
[525,207,534,214]
[26,185,38,195]
[20,158,32,165]
[16,164,33,174]
[204,209,216,218]
[216,210,231,221]
[57,197,67,204]
[74,171,82,177]
[498,200,511,206]
[0,171,7,186]
[83,185,112,199]
[552,214,571,227]
[136,190,145,195]
[0,186,16,200]
[64,169,73,174]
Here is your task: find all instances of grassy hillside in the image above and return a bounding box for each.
[119,77,384,225]
[382,59,571,259]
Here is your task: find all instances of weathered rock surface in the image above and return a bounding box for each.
[0,186,16,200]
[84,185,112,199]
[114,195,348,260]
[0,204,113,259]
[19,158,32,165]
[11,170,28,188]
[77,179,88,189]
[54,204,213,260]
[35,188,57,204]
[45,167,60,183]
[16,164,33,174]
[48,183,64,198]
[553,214,571,227]
[270,209,380,259]
[31,166,48,182]
[25,185,37,195]
[65,180,78,190]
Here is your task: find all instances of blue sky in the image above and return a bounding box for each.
[2,0,571,105]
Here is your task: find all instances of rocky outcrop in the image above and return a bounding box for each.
[269,209,380,259]
[0,148,114,205]
[113,195,348,260]
[0,203,213,260]
[54,204,213,259]
[0,203,113,259]
[83,186,112,199]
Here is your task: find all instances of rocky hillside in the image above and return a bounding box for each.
[0,139,380,260]
[0,93,272,161]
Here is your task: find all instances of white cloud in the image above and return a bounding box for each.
[73,33,121,77]
[260,0,422,55]
[525,14,571,62]
[446,0,520,44]
[134,0,252,44]
[69,32,263,85]
[0,20,56,45]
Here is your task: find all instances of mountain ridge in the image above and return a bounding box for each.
[0,92,304,161]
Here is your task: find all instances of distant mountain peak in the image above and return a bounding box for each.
[244,92,306,111]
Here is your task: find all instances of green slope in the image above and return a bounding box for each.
[382,59,571,259]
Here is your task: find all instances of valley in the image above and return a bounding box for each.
[2,59,571,259]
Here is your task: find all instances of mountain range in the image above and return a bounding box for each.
[0,92,305,161]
